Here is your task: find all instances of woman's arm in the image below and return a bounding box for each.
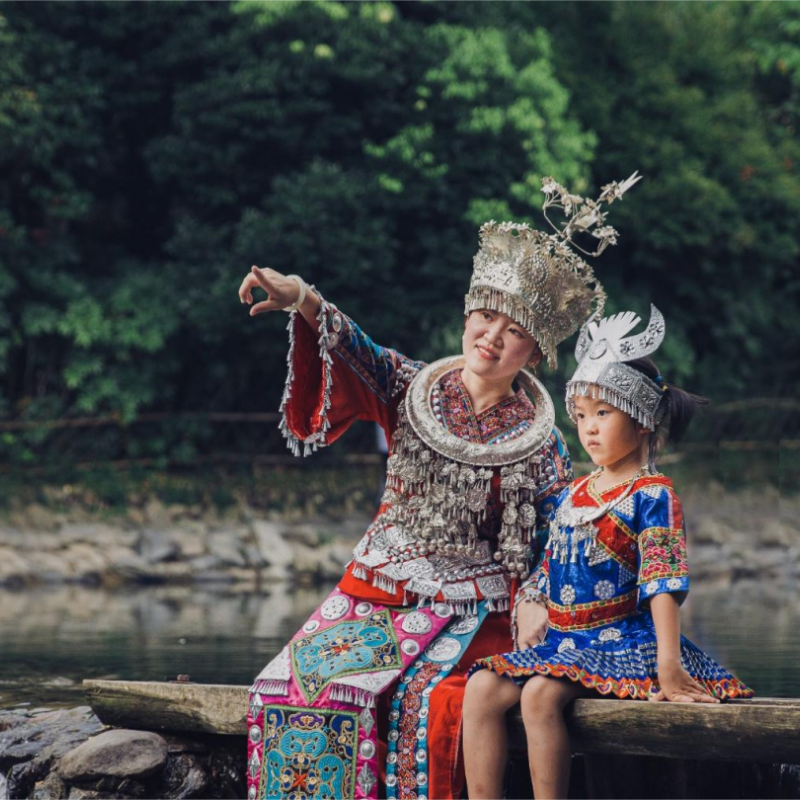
[238,265,422,454]
[649,593,718,703]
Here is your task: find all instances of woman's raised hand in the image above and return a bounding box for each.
[238,266,299,316]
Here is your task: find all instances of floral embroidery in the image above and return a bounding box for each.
[291,611,402,702]
[638,526,688,584]
[261,706,358,799]
[395,662,440,799]
[433,369,535,444]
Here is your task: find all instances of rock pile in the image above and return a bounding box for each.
[0,707,244,799]
[0,498,366,589]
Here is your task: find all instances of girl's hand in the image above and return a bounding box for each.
[238,266,300,315]
[650,661,720,704]
[515,600,549,650]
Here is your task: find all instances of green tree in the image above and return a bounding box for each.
[447,2,800,400]
[0,2,591,464]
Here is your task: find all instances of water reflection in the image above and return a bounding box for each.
[0,580,797,709]
[0,583,331,709]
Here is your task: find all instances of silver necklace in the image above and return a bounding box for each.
[549,466,649,564]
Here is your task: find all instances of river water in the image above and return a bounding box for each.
[0,580,797,710]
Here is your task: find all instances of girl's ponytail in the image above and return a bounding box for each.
[623,357,708,468]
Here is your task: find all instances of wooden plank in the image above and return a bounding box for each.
[558,698,800,764]
[84,680,800,766]
[83,680,248,735]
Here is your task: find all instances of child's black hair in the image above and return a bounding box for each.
[623,357,708,468]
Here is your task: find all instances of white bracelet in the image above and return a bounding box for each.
[282,275,307,313]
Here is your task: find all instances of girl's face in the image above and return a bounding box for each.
[462,309,541,385]
[573,390,649,470]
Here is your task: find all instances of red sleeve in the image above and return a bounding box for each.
[279,292,423,456]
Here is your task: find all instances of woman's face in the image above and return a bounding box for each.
[462,309,541,385]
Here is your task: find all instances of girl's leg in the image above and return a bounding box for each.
[463,669,522,800]
[520,676,589,800]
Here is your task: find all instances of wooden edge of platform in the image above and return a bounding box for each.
[82,680,800,763]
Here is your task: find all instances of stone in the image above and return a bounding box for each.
[252,521,294,577]
[760,520,792,548]
[160,752,210,799]
[21,532,62,552]
[167,504,188,521]
[207,532,246,567]
[0,527,25,547]
[0,547,35,587]
[139,529,180,564]
[292,542,342,581]
[31,552,68,584]
[242,544,265,567]
[59,729,168,781]
[283,524,324,548]
[187,554,224,572]
[127,507,146,528]
[145,563,193,583]
[104,547,149,584]
[691,517,728,546]
[144,498,170,528]
[0,707,103,796]
[206,738,247,799]
[32,771,67,799]
[58,524,136,548]
[60,544,108,584]
[26,503,59,531]
[171,523,208,558]
[328,542,356,569]
[84,776,147,797]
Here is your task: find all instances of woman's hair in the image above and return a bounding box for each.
[623,357,709,469]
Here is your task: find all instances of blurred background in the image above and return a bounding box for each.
[1,1,799,712]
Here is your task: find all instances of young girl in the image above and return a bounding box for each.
[462,305,754,800]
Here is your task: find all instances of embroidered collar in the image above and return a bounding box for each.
[433,369,535,445]
[404,356,555,467]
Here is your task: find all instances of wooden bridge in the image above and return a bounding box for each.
[84,679,800,799]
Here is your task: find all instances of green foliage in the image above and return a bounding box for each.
[0,2,797,469]
[482,2,800,400]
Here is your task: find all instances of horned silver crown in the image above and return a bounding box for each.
[464,173,642,368]
[566,304,667,431]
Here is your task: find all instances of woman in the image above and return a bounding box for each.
[243,176,637,800]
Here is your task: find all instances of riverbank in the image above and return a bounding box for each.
[0,497,365,590]
[1,479,798,589]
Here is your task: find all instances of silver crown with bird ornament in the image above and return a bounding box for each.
[464,173,642,368]
[566,304,667,430]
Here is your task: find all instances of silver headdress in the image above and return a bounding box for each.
[566,304,667,431]
[464,172,642,368]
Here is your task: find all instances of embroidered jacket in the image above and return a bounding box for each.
[279,296,573,612]
[524,472,689,632]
